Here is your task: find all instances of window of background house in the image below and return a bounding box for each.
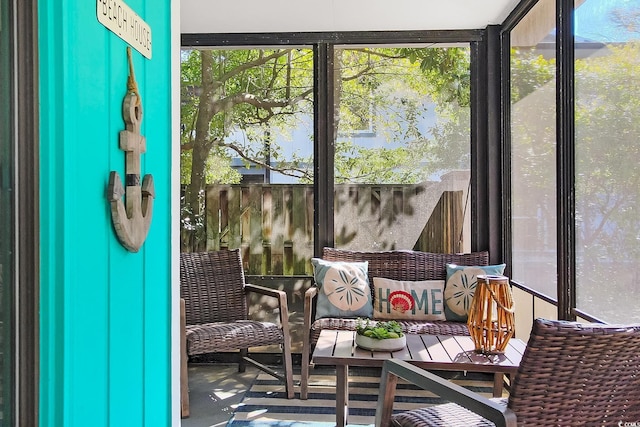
[333,44,471,254]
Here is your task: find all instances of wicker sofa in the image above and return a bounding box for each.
[300,247,489,399]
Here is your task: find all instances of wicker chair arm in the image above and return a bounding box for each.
[303,286,318,329]
[245,283,287,300]
[375,359,517,427]
[180,298,187,355]
[179,298,189,417]
[299,286,319,399]
[304,286,318,299]
[244,283,291,337]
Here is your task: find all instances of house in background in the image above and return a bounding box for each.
[1,0,638,426]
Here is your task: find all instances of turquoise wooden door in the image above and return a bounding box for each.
[39,1,173,426]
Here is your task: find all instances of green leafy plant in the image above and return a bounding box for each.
[356,319,404,340]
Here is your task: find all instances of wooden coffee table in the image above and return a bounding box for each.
[311,330,526,427]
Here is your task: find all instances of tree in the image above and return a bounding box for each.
[180,46,471,250]
[180,48,314,249]
[574,43,640,261]
[333,47,470,183]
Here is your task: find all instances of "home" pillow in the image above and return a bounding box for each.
[373,277,446,321]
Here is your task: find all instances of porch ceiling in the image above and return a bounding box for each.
[181,0,522,34]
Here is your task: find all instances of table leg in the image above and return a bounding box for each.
[493,373,503,397]
[336,365,349,427]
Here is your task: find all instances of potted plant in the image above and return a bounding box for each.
[355,319,406,351]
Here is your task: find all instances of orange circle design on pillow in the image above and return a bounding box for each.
[389,290,414,313]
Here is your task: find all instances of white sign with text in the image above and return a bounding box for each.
[97,0,152,59]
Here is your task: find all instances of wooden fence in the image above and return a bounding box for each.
[201,182,464,275]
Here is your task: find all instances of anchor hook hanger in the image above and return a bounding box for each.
[107,47,154,252]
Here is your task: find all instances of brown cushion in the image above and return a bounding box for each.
[186,320,283,355]
[391,398,507,427]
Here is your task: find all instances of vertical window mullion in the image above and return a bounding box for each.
[500,29,512,275]
[486,25,504,264]
[470,41,484,253]
[556,0,576,321]
[313,43,335,255]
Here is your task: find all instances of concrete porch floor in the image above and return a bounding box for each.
[181,363,260,427]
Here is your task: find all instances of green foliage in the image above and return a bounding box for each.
[510,48,555,102]
[180,147,241,184]
[356,319,404,340]
[333,47,470,184]
[180,189,206,252]
[573,42,640,261]
[510,48,557,208]
[400,47,471,107]
[334,141,423,184]
[181,45,472,189]
[426,108,471,172]
[180,47,314,185]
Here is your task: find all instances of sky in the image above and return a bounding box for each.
[575,0,639,42]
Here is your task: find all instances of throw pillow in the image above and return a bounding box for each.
[311,258,373,319]
[373,277,446,321]
[444,263,506,322]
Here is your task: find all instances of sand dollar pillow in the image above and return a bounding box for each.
[311,258,373,319]
[373,277,446,321]
[444,263,506,322]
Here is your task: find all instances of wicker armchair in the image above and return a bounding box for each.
[375,318,640,427]
[179,249,294,418]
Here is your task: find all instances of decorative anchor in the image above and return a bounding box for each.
[108,47,154,252]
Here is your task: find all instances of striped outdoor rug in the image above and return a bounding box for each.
[227,366,498,427]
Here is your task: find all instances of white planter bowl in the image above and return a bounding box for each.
[355,334,406,352]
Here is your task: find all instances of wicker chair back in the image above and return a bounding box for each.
[379,318,640,427]
[322,247,490,301]
[508,318,640,425]
[180,249,248,326]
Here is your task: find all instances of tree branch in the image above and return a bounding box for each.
[181,137,220,153]
[219,140,311,180]
[222,88,313,111]
[217,49,294,83]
